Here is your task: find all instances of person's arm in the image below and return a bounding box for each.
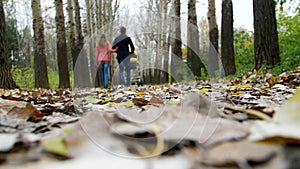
[128,37,135,54]
[108,42,117,53]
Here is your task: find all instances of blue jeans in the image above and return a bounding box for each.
[119,57,131,86]
[99,61,110,88]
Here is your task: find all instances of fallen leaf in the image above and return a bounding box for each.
[167,99,181,105]
[237,84,252,89]
[202,141,278,167]
[42,137,69,158]
[84,96,99,104]
[273,88,300,123]
[249,88,300,143]
[198,88,211,93]
[182,93,221,118]
[115,104,249,148]
[0,99,43,120]
[119,100,134,108]
[134,92,146,97]
[132,98,149,107]
[149,95,163,104]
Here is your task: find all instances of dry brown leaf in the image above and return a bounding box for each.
[115,103,249,147]
[0,99,43,120]
[202,141,278,167]
[149,95,163,104]
[132,98,149,107]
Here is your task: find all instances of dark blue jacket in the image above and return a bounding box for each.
[112,34,135,63]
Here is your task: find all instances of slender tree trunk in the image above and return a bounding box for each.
[221,0,236,76]
[187,0,202,77]
[55,0,70,88]
[171,0,182,83]
[32,0,49,88]
[74,0,91,87]
[207,0,219,77]
[0,0,17,89]
[84,0,96,87]
[253,0,280,70]
[67,0,76,68]
[154,0,163,84]
[161,0,169,83]
[98,0,103,29]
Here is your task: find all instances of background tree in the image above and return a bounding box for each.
[67,0,76,68]
[171,0,183,82]
[253,0,280,70]
[32,0,49,88]
[187,0,203,77]
[207,0,219,77]
[0,0,17,89]
[55,0,70,88]
[221,0,236,76]
[73,0,91,87]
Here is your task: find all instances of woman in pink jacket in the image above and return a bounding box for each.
[95,34,117,88]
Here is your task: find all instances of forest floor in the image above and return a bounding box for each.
[1,68,300,169]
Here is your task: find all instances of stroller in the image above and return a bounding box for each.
[130,53,143,86]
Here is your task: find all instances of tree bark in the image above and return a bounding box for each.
[207,0,219,77]
[171,0,183,83]
[0,0,18,89]
[221,0,236,76]
[187,0,202,77]
[67,0,76,69]
[55,0,70,88]
[73,0,91,88]
[154,0,163,84]
[32,0,49,88]
[253,0,280,70]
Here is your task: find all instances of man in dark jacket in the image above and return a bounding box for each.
[112,26,135,86]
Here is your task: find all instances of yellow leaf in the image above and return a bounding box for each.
[226,86,237,91]
[150,86,156,91]
[237,84,251,89]
[119,100,134,108]
[253,69,259,75]
[108,102,116,106]
[198,88,211,93]
[42,137,68,157]
[167,99,181,105]
[134,92,146,97]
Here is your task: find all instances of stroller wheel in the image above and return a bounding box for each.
[137,79,143,86]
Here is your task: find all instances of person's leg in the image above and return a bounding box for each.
[119,60,125,85]
[125,57,131,86]
[103,62,110,88]
[99,62,104,87]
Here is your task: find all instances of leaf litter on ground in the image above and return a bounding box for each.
[0,69,300,168]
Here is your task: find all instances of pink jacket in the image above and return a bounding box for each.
[95,42,117,65]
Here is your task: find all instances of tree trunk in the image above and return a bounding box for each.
[0,0,17,89]
[187,0,202,77]
[55,0,70,88]
[84,0,96,87]
[171,0,182,83]
[73,0,91,88]
[253,0,280,70]
[154,0,163,84]
[67,0,76,68]
[207,0,219,77]
[221,0,236,76]
[32,0,49,89]
[161,0,169,83]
